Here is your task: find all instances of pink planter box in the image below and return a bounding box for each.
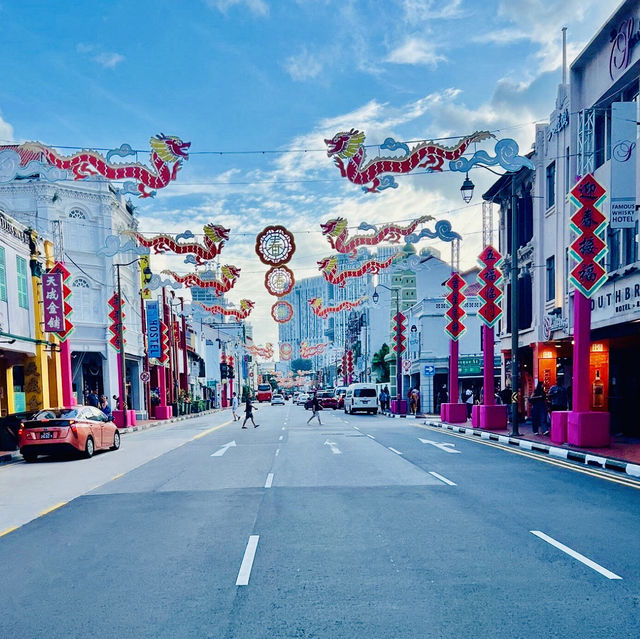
[479,404,508,430]
[567,411,610,447]
[550,411,569,444]
[471,404,480,427]
[441,403,467,424]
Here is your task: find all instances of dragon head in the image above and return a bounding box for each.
[320,218,348,238]
[308,297,322,309]
[239,299,255,311]
[468,131,494,144]
[203,224,230,244]
[317,256,338,272]
[150,134,191,163]
[220,264,241,281]
[324,129,365,158]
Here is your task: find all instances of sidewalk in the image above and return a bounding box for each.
[0,407,227,466]
[424,416,640,478]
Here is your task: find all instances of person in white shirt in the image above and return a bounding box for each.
[231,392,239,421]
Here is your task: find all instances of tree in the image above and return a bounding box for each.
[291,358,312,372]
[372,343,390,382]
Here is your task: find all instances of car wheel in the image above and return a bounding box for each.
[84,436,95,459]
[110,431,121,451]
[23,452,37,463]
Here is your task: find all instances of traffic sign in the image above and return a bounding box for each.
[140,371,150,383]
[424,365,435,376]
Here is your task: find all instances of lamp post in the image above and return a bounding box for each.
[373,285,403,411]
[114,258,140,429]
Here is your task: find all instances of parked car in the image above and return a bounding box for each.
[271,394,285,405]
[334,387,347,409]
[18,406,120,462]
[296,392,309,406]
[343,383,378,415]
[317,390,338,410]
[0,411,38,451]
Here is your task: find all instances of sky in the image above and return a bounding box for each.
[0,0,617,345]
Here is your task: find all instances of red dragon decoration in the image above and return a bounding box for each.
[325,129,492,193]
[320,215,433,257]
[317,253,400,287]
[245,343,274,359]
[161,265,240,294]
[308,297,365,319]
[300,341,329,358]
[4,134,190,198]
[123,224,229,265]
[196,299,254,321]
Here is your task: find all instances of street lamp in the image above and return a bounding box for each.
[460,173,475,203]
[373,284,403,411]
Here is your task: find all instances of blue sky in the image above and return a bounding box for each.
[0,0,616,344]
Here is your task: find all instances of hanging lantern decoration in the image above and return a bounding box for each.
[444,273,466,341]
[264,265,295,297]
[308,296,365,319]
[271,301,294,324]
[255,225,296,266]
[476,245,504,328]
[279,343,293,361]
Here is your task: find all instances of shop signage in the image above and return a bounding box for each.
[476,245,503,327]
[609,17,640,81]
[459,356,501,376]
[610,102,637,228]
[547,107,569,141]
[542,314,569,340]
[42,272,64,334]
[0,213,30,244]
[444,273,466,340]
[146,300,162,359]
[569,174,608,298]
[590,270,640,322]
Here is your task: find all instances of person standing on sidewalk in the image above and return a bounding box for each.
[465,388,474,419]
[242,397,259,429]
[306,392,322,425]
[548,379,568,413]
[231,392,240,421]
[528,382,548,435]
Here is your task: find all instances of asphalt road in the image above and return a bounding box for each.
[1,402,639,638]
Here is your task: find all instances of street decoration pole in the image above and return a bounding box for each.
[510,176,520,436]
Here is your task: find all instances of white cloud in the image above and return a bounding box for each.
[401,0,463,22]
[0,112,14,142]
[283,47,323,82]
[385,37,446,67]
[206,0,269,15]
[94,52,125,69]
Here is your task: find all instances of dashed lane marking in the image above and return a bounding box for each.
[236,535,260,586]
[388,447,403,455]
[530,530,622,580]
[366,434,376,440]
[429,471,457,486]
[265,473,274,488]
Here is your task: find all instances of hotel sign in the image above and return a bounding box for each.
[610,102,637,229]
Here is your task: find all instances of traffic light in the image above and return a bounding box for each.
[107,293,125,350]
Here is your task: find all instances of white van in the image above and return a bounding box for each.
[343,383,378,415]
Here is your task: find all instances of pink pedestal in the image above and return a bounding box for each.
[479,404,508,430]
[391,399,407,415]
[550,411,569,444]
[567,411,610,447]
[154,405,173,420]
[471,404,480,427]
[112,410,138,429]
[441,403,467,424]
[127,410,137,426]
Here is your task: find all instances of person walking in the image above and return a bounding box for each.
[436,385,448,413]
[242,397,259,429]
[465,388,474,419]
[306,392,322,425]
[547,379,568,413]
[378,388,387,414]
[528,381,548,435]
[231,392,240,421]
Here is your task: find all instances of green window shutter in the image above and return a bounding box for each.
[0,247,6,302]
[16,256,29,309]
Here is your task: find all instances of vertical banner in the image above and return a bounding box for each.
[476,245,504,327]
[444,273,466,340]
[610,102,637,229]
[42,272,64,333]
[140,254,152,300]
[47,262,74,340]
[146,300,162,359]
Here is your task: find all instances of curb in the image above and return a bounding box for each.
[0,408,226,466]
[424,419,640,480]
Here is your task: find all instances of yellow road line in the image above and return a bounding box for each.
[415,424,640,490]
[37,501,67,517]
[111,472,125,481]
[191,419,233,441]
[0,526,19,538]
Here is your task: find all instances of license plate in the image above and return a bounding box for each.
[361,400,369,404]
[40,432,54,439]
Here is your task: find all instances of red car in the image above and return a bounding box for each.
[19,406,120,462]
[317,390,338,410]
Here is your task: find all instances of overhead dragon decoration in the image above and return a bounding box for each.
[161,265,240,294]
[245,343,274,359]
[317,253,400,287]
[196,299,254,321]
[325,129,492,193]
[300,341,329,358]
[123,224,229,265]
[0,134,190,197]
[320,215,433,257]
[308,296,365,319]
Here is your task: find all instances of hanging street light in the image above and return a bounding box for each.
[460,173,475,203]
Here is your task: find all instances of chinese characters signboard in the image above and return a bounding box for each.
[476,245,503,328]
[44,262,73,340]
[569,174,608,298]
[444,273,466,340]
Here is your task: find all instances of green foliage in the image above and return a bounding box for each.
[291,357,312,372]
[372,343,390,382]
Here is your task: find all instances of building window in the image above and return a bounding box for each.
[72,277,96,323]
[16,256,28,309]
[0,247,6,302]
[546,256,555,302]
[565,146,571,193]
[623,223,638,266]
[546,162,556,209]
[65,209,88,248]
[68,209,86,219]
[608,227,621,272]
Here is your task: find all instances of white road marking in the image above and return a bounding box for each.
[388,447,403,455]
[281,426,285,431]
[278,435,283,441]
[236,535,260,586]
[275,448,280,456]
[429,471,457,486]
[264,473,274,488]
[211,440,237,457]
[324,440,342,454]
[353,426,360,431]
[366,434,376,440]
[530,531,622,580]
[418,438,461,453]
